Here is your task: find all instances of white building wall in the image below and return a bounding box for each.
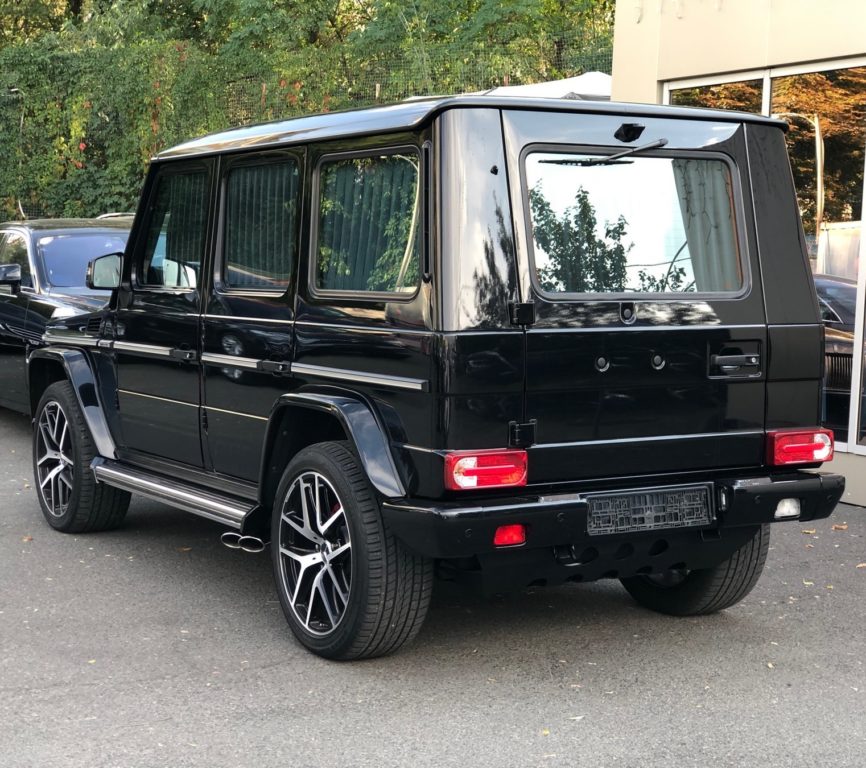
[612,0,866,103]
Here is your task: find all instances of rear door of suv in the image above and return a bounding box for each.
[502,109,768,485]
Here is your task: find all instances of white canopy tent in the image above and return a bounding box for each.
[485,71,612,100]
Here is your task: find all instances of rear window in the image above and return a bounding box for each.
[524,151,744,296]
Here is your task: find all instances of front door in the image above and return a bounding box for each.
[113,163,213,467]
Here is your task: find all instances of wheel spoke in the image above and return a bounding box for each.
[316,576,338,627]
[328,541,350,560]
[325,564,348,606]
[40,463,64,490]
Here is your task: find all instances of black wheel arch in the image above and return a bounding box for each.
[28,347,118,460]
[242,389,409,540]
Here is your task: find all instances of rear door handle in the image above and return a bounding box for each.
[257,359,291,374]
[169,347,197,362]
[711,353,760,372]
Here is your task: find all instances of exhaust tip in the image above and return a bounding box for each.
[221,531,266,553]
[220,531,242,549]
[238,535,266,554]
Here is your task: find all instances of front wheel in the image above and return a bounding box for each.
[32,380,130,533]
[271,441,433,660]
[620,524,770,616]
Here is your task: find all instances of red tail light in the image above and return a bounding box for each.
[767,428,834,466]
[444,449,528,491]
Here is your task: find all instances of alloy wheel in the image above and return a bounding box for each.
[35,401,75,518]
[277,471,352,636]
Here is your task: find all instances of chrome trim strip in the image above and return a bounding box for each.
[92,459,249,529]
[203,314,295,325]
[527,324,766,334]
[201,352,260,370]
[533,430,764,450]
[114,340,174,358]
[43,332,100,347]
[292,362,428,392]
[205,405,268,421]
[117,389,198,408]
[294,320,431,336]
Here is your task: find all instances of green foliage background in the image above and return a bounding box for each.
[0,0,614,219]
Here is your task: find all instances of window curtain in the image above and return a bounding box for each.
[225,162,298,288]
[671,159,741,292]
[166,172,207,269]
[318,155,419,292]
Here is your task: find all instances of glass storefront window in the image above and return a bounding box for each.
[770,67,866,444]
[669,80,763,113]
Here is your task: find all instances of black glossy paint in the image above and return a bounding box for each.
[34,99,841,575]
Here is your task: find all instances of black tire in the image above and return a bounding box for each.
[32,380,130,533]
[271,441,433,660]
[620,524,770,616]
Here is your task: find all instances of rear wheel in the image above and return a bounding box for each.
[32,381,130,532]
[271,441,433,660]
[620,524,770,615]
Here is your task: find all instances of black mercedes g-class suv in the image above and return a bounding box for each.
[29,96,844,659]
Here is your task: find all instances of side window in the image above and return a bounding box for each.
[140,170,208,289]
[223,160,299,290]
[315,151,421,296]
[0,232,34,288]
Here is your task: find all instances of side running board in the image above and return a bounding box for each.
[91,458,254,529]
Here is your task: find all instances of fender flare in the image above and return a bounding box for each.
[263,391,406,499]
[28,347,117,460]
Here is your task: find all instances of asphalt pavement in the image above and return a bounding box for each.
[1,407,864,768]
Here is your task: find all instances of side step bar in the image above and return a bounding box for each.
[91,458,254,529]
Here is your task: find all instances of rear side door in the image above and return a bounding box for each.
[502,109,767,485]
[201,150,303,481]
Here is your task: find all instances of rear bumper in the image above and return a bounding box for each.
[382,470,845,560]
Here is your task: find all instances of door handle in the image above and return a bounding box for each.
[711,353,760,372]
[257,359,291,374]
[169,347,197,362]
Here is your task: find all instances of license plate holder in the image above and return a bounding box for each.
[586,484,714,537]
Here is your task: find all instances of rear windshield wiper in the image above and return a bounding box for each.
[540,138,669,167]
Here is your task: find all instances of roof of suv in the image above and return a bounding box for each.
[157,94,784,160]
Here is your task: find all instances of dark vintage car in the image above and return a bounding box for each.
[0,218,131,413]
[29,96,843,659]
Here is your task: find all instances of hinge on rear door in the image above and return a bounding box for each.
[508,420,537,448]
[201,410,208,432]
[509,301,536,326]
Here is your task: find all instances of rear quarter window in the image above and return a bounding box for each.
[313,150,421,298]
[523,150,745,297]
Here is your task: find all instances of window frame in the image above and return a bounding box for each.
[309,144,424,303]
[132,160,213,293]
[518,142,752,302]
[214,149,304,298]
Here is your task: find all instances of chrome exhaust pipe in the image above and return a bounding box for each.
[238,535,266,554]
[220,531,266,553]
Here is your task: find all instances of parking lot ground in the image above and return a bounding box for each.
[1,408,865,768]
